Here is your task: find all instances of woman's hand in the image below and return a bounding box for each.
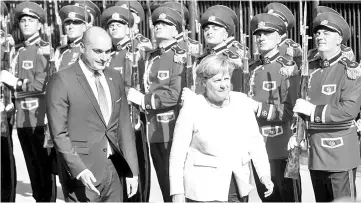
[172,194,185,202]
[260,176,274,198]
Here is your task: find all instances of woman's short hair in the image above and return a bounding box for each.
[196,54,237,79]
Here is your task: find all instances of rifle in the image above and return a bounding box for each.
[193,0,203,56]
[284,0,311,181]
[1,12,12,138]
[43,0,54,61]
[146,0,156,49]
[127,2,141,130]
[249,0,259,61]
[180,0,194,91]
[54,0,67,46]
[240,1,249,94]
[102,0,106,10]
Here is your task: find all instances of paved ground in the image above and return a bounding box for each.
[13,129,361,202]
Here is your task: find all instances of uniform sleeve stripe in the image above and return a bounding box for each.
[267,104,274,120]
[257,102,263,117]
[322,104,328,123]
[151,94,156,110]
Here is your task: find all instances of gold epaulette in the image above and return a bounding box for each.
[187,38,200,55]
[223,49,242,67]
[171,45,186,64]
[277,56,298,77]
[339,57,361,80]
[37,40,51,55]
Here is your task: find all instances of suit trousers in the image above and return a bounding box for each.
[150,141,172,202]
[62,156,124,202]
[310,168,357,202]
[252,159,302,202]
[17,126,57,202]
[1,121,16,202]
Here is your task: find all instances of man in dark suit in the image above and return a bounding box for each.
[46,26,139,202]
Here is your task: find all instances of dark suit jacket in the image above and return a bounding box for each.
[46,60,139,186]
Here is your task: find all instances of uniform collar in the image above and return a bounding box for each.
[205,37,235,55]
[260,51,280,64]
[154,39,178,55]
[279,35,287,46]
[68,36,82,48]
[319,50,342,68]
[115,36,131,51]
[23,32,41,47]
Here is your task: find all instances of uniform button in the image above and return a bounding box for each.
[146,104,151,109]
[147,122,150,124]
[103,148,107,152]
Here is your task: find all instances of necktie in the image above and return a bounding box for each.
[94,71,110,123]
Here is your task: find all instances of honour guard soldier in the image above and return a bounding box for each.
[116,0,153,55]
[308,6,356,61]
[73,0,101,28]
[0,2,56,202]
[196,5,249,94]
[248,13,301,202]
[264,2,302,68]
[101,6,151,202]
[55,4,87,71]
[293,12,361,202]
[127,7,186,202]
[0,2,16,202]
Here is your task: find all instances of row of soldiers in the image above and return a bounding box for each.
[1,0,360,202]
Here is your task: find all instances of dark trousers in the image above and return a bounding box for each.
[126,122,150,202]
[186,197,248,202]
[252,159,302,202]
[1,122,16,202]
[228,173,249,202]
[61,157,123,202]
[150,141,172,202]
[310,168,357,202]
[17,126,57,202]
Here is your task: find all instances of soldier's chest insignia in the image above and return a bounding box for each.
[114,67,123,74]
[157,70,169,80]
[156,111,175,123]
[262,81,277,91]
[22,60,33,70]
[321,137,343,149]
[321,84,336,95]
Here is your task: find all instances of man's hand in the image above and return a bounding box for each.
[0,70,17,87]
[127,88,144,107]
[260,176,274,198]
[126,176,138,198]
[78,169,100,196]
[293,99,315,116]
[172,194,185,202]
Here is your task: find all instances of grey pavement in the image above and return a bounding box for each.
[13,129,361,202]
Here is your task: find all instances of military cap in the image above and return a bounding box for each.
[59,5,87,23]
[200,7,236,36]
[152,6,182,33]
[312,6,339,20]
[14,2,45,23]
[313,12,350,44]
[250,13,287,35]
[264,2,295,31]
[101,6,134,27]
[116,1,145,22]
[161,2,189,23]
[1,2,8,17]
[73,0,101,24]
[207,5,238,31]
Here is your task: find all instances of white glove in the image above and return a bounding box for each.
[127,88,144,107]
[0,102,4,112]
[260,176,274,198]
[0,70,18,87]
[172,194,185,203]
[181,87,196,107]
[293,98,316,116]
[126,176,139,198]
[250,99,261,113]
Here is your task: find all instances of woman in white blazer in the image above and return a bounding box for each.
[169,54,274,202]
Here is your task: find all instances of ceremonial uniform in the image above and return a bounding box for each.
[264,3,302,68]
[139,7,186,202]
[303,13,361,202]
[196,6,249,95]
[11,2,56,202]
[0,3,16,201]
[249,13,301,202]
[55,4,96,71]
[309,6,356,61]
